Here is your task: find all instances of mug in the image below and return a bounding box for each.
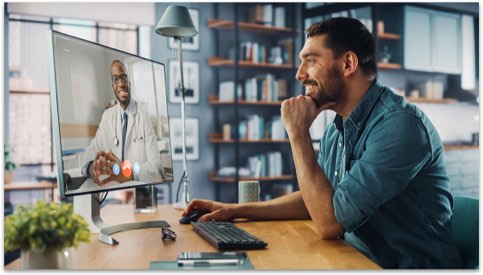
[238,180,260,203]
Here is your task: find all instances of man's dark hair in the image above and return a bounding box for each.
[306,17,377,78]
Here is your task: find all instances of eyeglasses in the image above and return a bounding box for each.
[162,226,176,241]
[111,73,128,84]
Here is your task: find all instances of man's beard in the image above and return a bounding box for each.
[304,66,346,108]
[116,89,131,106]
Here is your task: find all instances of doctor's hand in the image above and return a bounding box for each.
[90,151,133,185]
[281,96,335,137]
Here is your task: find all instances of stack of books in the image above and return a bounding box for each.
[248,4,286,28]
[247,151,283,177]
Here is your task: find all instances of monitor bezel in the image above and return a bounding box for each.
[47,30,173,198]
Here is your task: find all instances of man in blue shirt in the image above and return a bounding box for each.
[184,17,462,268]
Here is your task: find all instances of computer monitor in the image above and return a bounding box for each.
[47,30,174,244]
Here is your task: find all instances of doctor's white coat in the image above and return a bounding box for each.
[83,100,163,183]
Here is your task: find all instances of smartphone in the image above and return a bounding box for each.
[177,252,247,266]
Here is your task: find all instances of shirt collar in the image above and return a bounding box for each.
[334,79,385,130]
[118,99,136,118]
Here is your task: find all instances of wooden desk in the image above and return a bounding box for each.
[5,204,380,269]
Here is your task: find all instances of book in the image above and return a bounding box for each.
[219,81,235,101]
[223,124,231,140]
[263,4,273,26]
[274,7,286,28]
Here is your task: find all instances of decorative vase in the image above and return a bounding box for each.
[20,248,71,269]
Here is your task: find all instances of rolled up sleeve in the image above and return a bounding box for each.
[333,112,432,232]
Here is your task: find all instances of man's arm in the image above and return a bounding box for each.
[288,122,344,239]
[184,191,311,222]
[281,96,344,239]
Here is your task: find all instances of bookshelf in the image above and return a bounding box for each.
[209,171,295,183]
[377,62,402,70]
[209,57,293,69]
[406,97,458,104]
[377,32,401,40]
[208,95,283,106]
[209,133,290,143]
[208,19,293,33]
[209,3,302,202]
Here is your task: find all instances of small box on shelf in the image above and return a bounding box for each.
[223,124,232,141]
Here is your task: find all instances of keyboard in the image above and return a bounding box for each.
[191,221,268,250]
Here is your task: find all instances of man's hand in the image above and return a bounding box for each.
[89,151,133,185]
[182,199,237,222]
[281,96,335,137]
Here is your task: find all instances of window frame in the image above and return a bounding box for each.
[7,14,141,172]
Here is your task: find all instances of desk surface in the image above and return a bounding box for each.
[6,204,380,270]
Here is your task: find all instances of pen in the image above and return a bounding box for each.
[178,259,243,266]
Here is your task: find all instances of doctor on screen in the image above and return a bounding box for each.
[82,60,163,186]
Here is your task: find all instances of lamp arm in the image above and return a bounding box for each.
[176,37,190,206]
[177,37,188,175]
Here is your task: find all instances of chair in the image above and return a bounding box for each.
[451,195,479,269]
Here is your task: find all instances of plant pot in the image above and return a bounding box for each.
[20,248,71,269]
[4,170,13,184]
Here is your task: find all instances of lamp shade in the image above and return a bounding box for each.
[155,5,198,38]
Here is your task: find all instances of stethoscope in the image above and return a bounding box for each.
[113,107,143,147]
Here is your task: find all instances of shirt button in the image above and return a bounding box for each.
[334,171,338,177]
[338,142,342,147]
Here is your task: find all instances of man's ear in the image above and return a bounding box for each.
[341,51,358,77]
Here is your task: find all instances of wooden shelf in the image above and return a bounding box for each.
[9,88,50,94]
[406,97,458,104]
[377,62,401,70]
[209,171,294,183]
[209,57,293,69]
[209,133,289,144]
[377,32,401,40]
[4,181,56,191]
[208,19,293,34]
[444,145,479,151]
[208,95,283,106]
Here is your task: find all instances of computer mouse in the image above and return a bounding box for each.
[179,210,207,224]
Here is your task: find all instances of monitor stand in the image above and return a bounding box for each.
[73,193,169,245]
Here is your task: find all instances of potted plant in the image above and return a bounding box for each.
[381,46,392,63]
[4,200,91,269]
[4,144,16,184]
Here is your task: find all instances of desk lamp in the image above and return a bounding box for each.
[155,5,198,209]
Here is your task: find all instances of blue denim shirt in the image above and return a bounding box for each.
[317,80,462,268]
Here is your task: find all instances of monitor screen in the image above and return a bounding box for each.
[48,30,173,198]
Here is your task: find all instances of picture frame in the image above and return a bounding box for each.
[169,117,199,161]
[169,60,199,104]
[168,8,199,51]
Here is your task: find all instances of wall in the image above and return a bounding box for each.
[151,3,216,201]
[418,102,479,198]
[417,102,479,143]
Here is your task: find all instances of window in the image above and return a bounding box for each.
[7,14,141,182]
